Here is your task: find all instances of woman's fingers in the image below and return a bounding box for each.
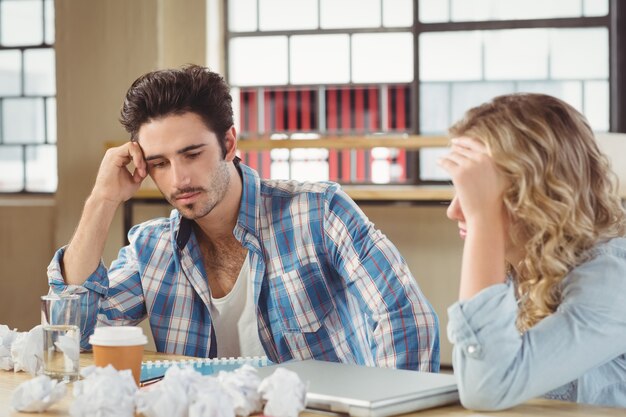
[451,136,487,152]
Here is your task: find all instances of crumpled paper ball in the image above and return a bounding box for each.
[11,374,67,412]
[0,324,18,370]
[137,365,242,417]
[217,364,262,417]
[258,368,307,417]
[189,392,235,417]
[70,365,138,417]
[11,325,44,375]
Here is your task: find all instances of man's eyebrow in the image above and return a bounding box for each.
[177,144,207,154]
[144,144,207,161]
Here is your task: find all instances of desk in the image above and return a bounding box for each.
[1,353,623,417]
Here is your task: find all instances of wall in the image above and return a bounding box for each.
[0,199,55,330]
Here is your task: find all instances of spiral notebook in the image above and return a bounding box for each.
[140,356,272,384]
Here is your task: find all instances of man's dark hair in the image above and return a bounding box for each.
[120,64,234,157]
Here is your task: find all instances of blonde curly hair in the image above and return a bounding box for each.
[449,93,626,332]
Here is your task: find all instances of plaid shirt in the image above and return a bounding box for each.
[48,164,440,371]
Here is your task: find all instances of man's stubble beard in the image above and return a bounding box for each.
[170,161,231,220]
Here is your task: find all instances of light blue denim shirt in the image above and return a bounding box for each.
[447,237,626,411]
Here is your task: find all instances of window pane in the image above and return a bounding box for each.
[584,81,609,132]
[26,144,56,191]
[451,0,581,21]
[291,148,329,161]
[44,0,54,44]
[229,37,288,86]
[269,148,330,181]
[291,161,329,181]
[450,0,490,21]
[484,29,548,80]
[1,0,43,46]
[550,28,608,79]
[383,0,413,27]
[352,33,413,83]
[418,0,448,23]
[259,0,318,31]
[228,0,257,32]
[584,0,608,16]
[371,147,392,184]
[420,31,482,81]
[46,98,56,143]
[0,50,22,96]
[516,81,582,112]
[2,98,46,143]
[451,82,515,122]
[290,35,350,84]
[270,148,290,160]
[270,161,290,179]
[420,83,449,134]
[0,146,23,191]
[24,48,56,95]
[320,0,380,29]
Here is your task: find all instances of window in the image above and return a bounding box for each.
[0,0,56,193]
[226,0,613,184]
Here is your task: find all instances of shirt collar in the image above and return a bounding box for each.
[236,163,261,237]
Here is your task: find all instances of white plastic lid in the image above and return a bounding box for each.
[88,326,148,347]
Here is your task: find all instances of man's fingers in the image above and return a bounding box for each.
[132,167,145,184]
[128,142,147,177]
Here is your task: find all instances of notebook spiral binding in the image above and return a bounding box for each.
[140,356,272,383]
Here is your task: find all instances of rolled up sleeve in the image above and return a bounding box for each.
[447,282,525,410]
[47,246,109,349]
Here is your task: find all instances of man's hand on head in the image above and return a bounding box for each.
[91,141,148,205]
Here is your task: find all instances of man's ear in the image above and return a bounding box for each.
[224,126,238,162]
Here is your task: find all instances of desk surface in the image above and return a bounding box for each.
[1,353,623,417]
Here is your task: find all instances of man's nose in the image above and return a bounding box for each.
[171,163,191,188]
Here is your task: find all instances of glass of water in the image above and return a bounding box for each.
[41,294,81,381]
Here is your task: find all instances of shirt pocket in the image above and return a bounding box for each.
[275,261,334,333]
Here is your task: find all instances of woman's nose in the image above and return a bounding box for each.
[446,196,464,222]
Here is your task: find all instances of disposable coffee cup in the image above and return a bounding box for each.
[89,326,148,386]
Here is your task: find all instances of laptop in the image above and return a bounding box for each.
[256,360,459,417]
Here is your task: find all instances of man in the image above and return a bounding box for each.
[48,65,440,371]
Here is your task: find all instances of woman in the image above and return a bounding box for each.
[438,93,626,410]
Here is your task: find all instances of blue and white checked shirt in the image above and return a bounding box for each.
[48,163,440,371]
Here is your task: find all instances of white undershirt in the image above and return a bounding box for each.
[209,254,265,358]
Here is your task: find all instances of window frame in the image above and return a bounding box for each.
[0,0,56,195]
